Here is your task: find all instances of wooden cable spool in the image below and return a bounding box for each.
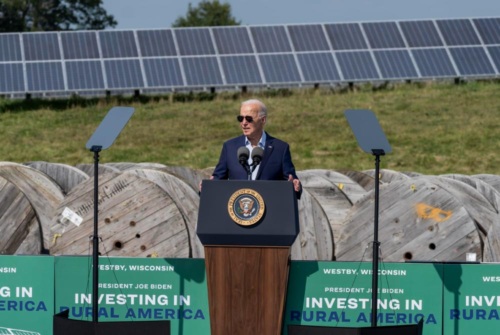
[297,169,365,255]
[124,168,204,258]
[292,188,334,261]
[0,162,64,252]
[0,176,41,254]
[50,171,190,258]
[26,161,88,194]
[335,177,483,262]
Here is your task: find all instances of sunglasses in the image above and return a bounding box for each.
[237,115,255,123]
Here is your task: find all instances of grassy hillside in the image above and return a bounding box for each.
[1,81,499,175]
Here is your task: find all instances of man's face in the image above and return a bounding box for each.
[239,103,266,140]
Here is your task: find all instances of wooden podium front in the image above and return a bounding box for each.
[197,181,299,335]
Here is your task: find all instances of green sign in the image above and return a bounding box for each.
[283,261,443,335]
[443,263,500,335]
[0,255,54,335]
[54,256,210,334]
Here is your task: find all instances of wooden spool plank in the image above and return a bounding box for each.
[336,170,376,191]
[51,172,190,258]
[291,189,334,261]
[298,169,367,204]
[26,161,88,194]
[125,168,204,258]
[75,163,120,177]
[336,178,482,262]
[442,174,500,212]
[14,217,42,255]
[0,162,64,251]
[106,162,168,171]
[0,177,41,255]
[424,176,498,236]
[473,174,500,193]
[363,169,411,184]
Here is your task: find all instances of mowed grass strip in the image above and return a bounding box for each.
[0,81,499,175]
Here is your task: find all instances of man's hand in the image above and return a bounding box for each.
[288,174,301,193]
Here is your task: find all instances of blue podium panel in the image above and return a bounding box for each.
[197,180,299,246]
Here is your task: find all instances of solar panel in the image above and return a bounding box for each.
[61,32,100,59]
[182,57,223,86]
[23,33,61,61]
[99,31,138,58]
[0,34,22,62]
[473,18,500,45]
[411,48,457,78]
[449,47,496,76]
[250,26,292,53]
[259,54,301,83]
[66,61,105,90]
[399,20,444,48]
[175,28,216,56]
[487,46,500,71]
[297,52,341,82]
[26,62,65,91]
[104,59,144,88]
[220,55,262,84]
[436,19,481,46]
[0,63,24,92]
[325,23,368,50]
[143,58,184,87]
[362,22,406,49]
[137,30,177,57]
[0,17,499,97]
[212,27,254,54]
[336,51,380,81]
[288,24,330,52]
[374,50,419,79]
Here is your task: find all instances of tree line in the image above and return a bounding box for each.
[0,0,239,32]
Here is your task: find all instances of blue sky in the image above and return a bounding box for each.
[102,0,500,30]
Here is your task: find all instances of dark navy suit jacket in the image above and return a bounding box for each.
[212,133,299,182]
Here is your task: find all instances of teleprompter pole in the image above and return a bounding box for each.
[91,145,102,323]
[370,149,384,327]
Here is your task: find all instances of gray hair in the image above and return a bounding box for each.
[241,99,267,117]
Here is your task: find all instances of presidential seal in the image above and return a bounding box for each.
[228,188,265,226]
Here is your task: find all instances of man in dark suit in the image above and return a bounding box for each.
[211,99,301,195]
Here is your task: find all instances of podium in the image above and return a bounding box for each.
[197,180,299,335]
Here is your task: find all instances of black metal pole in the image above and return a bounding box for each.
[371,150,384,327]
[91,146,102,323]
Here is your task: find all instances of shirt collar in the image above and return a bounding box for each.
[245,132,266,149]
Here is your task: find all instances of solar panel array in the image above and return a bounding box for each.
[1,17,500,96]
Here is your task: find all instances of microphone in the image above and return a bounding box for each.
[237,146,250,167]
[251,147,264,167]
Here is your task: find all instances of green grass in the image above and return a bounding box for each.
[1,81,500,175]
